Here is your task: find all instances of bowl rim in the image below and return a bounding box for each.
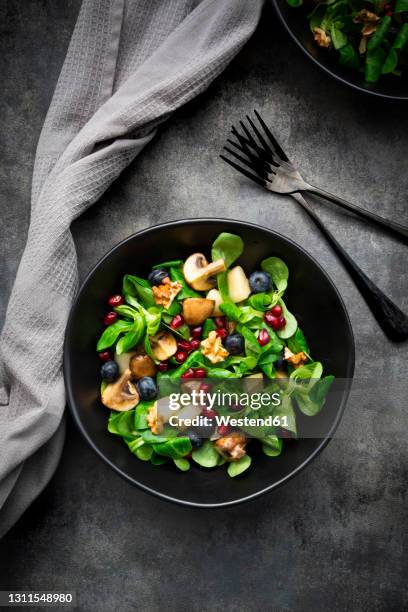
[64,217,355,508]
[270,0,408,102]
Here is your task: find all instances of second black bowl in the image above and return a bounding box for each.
[64,219,355,507]
[272,0,408,101]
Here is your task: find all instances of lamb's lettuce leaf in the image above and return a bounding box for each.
[96,319,133,351]
[123,275,155,307]
[261,257,289,293]
[169,266,201,299]
[192,440,220,468]
[152,259,183,269]
[211,232,244,268]
[276,299,297,340]
[227,454,251,477]
[286,327,310,356]
[261,435,283,457]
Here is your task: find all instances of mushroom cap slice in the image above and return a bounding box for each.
[183,253,226,291]
[101,369,140,411]
[150,330,177,361]
[129,354,157,379]
[182,297,215,326]
[115,350,137,374]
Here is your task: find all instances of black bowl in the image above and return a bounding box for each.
[271,0,408,101]
[64,219,355,507]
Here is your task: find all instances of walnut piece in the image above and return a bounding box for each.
[215,432,247,460]
[353,9,379,24]
[359,36,368,54]
[152,277,182,309]
[200,330,229,364]
[147,403,163,435]
[227,320,237,334]
[284,347,308,369]
[313,27,331,48]
[361,23,377,36]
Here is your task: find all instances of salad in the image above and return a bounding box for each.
[286,0,408,83]
[97,232,334,478]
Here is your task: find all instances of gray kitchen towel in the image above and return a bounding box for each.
[0,0,264,537]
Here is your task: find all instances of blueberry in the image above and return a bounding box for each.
[148,268,169,286]
[224,333,245,355]
[100,360,119,381]
[187,431,203,449]
[137,376,157,400]
[249,271,271,294]
[274,350,286,371]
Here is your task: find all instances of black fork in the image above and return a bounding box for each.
[220,111,408,343]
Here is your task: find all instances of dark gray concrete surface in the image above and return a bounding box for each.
[0,1,407,611]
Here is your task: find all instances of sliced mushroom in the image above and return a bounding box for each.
[115,350,137,374]
[150,330,177,361]
[101,369,140,411]
[130,354,157,379]
[227,266,251,303]
[182,297,215,326]
[206,288,223,317]
[183,253,226,291]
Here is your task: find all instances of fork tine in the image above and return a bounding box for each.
[224,145,275,178]
[219,155,267,188]
[239,120,257,146]
[253,109,289,162]
[245,115,271,155]
[232,125,258,154]
[223,146,257,172]
[227,138,276,172]
[238,119,276,164]
[230,130,279,168]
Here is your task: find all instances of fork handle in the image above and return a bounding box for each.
[292,193,408,342]
[307,185,408,245]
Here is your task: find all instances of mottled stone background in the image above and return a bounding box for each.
[0,1,407,610]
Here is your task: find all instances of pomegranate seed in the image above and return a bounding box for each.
[215,316,226,328]
[190,339,201,351]
[264,311,275,325]
[216,328,228,340]
[158,361,169,372]
[218,424,231,436]
[177,340,192,352]
[191,326,203,338]
[258,329,270,346]
[175,350,188,363]
[194,367,207,378]
[170,315,184,329]
[201,407,217,420]
[108,294,124,307]
[264,312,281,331]
[199,382,212,394]
[270,304,282,317]
[278,316,286,330]
[99,350,113,362]
[280,429,291,440]
[104,311,118,326]
[181,368,195,379]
